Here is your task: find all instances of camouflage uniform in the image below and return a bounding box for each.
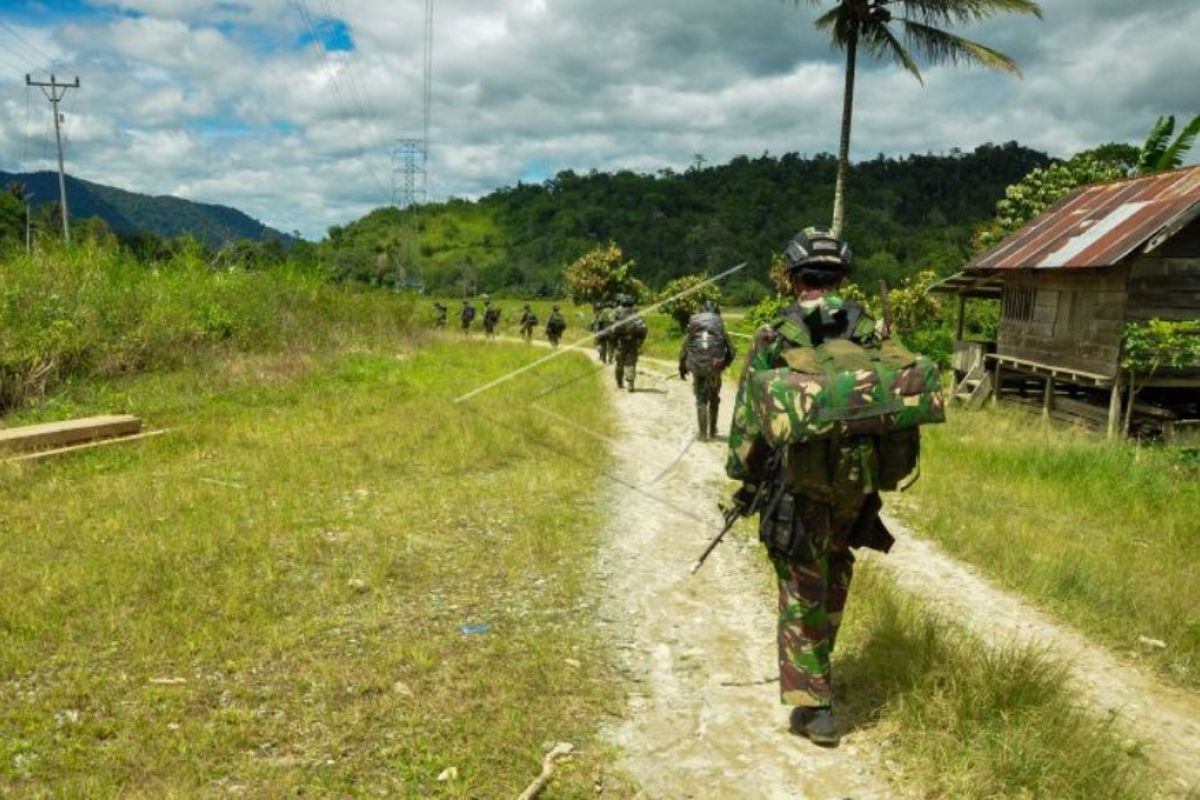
[482,302,500,338]
[433,302,448,327]
[612,303,645,391]
[460,302,475,334]
[596,304,615,363]
[679,313,735,440]
[519,306,537,342]
[726,293,892,709]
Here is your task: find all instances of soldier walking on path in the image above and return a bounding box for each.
[546,304,567,347]
[482,300,501,339]
[519,304,538,343]
[679,300,735,441]
[612,295,648,392]
[433,302,448,328]
[460,300,476,335]
[592,303,610,362]
[724,227,942,746]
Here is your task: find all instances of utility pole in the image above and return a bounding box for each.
[26,73,80,246]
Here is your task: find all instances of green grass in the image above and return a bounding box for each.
[0,342,628,798]
[836,564,1153,799]
[0,242,415,412]
[895,405,1200,688]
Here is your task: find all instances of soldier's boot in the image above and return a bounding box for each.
[696,405,709,441]
[615,365,624,389]
[789,707,839,747]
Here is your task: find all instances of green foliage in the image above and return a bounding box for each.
[0,242,415,412]
[1121,319,1200,375]
[746,294,790,328]
[563,241,645,305]
[975,147,1134,249]
[656,273,722,332]
[1136,114,1200,174]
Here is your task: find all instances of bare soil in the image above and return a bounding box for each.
[590,351,1200,799]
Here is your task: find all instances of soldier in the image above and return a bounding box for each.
[546,304,567,347]
[611,294,648,392]
[433,302,448,328]
[482,300,501,338]
[460,300,476,334]
[519,304,538,342]
[592,303,609,362]
[725,227,897,747]
[679,300,735,441]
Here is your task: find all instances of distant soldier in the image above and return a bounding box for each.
[460,300,476,334]
[519,304,539,343]
[679,300,736,441]
[598,301,617,363]
[433,302,448,328]
[482,300,501,338]
[612,294,648,392]
[546,304,567,347]
[592,303,609,362]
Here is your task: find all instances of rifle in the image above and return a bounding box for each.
[690,448,785,575]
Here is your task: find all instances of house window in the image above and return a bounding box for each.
[1002,284,1035,322]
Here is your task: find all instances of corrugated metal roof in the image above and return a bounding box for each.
[965,164,1200,272]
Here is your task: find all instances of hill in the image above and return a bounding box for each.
[0,170,288,246]
[322,141,1051,297]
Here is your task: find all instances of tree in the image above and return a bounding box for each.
[563,242,645,306]
[657,274,723,332]
[1136,114,1200,175]
[795,0,1042,237]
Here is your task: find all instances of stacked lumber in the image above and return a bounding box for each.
[0,415,161,462]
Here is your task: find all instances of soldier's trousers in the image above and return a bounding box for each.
[693,374,721,432]
[597,338,609,362]
[615,346,638,386]
[770,496,861,708]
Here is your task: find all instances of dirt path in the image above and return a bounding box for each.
[584,347,1200,798]
[593,366,896,800]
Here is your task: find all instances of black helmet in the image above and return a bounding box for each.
[784,227,852,274]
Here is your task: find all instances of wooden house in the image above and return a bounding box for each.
[932,164,1200,442]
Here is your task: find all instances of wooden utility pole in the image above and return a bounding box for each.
[26,74,80,245]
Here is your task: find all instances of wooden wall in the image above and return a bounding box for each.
[1126,216,1200,322]
[996,267,1128,377]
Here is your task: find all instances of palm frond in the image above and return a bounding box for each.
[900,19,1021,74]
[1137,115,1176,174]
[897,0,1041,26]
[814,4,858,47]
[863,22,923,82]
[1157,114,1200,172]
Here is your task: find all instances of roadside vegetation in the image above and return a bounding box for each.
[893,405,1200,689]
[838,564,1152,799]
[0,342,627,797]
[0,240,413,413]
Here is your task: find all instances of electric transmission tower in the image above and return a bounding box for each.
[393,138,426,290]
[26,73,80,245]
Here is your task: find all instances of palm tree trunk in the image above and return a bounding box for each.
[831,28,858,239]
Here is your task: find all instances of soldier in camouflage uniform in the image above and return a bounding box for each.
[725,227,893,746]
[679,300,736,441]
[612,295,646,392]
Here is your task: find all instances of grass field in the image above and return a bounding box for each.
[895,405,1200,689]
[0,342,628,798]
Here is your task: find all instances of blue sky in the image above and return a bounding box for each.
[0,0,1197,238]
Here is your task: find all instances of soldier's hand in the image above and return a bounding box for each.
[731,483,759,514]
[679,366,689,380]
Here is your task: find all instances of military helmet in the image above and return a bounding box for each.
[784,227,852,274]
[552,304,560,311]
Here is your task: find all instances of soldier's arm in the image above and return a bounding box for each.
[725,326,780,483]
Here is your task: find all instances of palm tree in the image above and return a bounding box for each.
[796,0,1042,237]
[1136,114,1200,175]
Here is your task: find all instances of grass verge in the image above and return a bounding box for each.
[894,405,1200,688]
[837,562,1153,799]
[0,342,627,798]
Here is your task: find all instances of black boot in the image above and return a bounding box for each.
[789,707,839,746]
[697,405,709,441]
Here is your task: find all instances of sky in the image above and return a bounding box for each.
[0,0,1196,239]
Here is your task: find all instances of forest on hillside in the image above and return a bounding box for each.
[322,141,1051,300]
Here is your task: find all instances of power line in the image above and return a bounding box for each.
[0,20,52,66]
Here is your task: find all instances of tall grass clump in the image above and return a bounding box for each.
[0,241,417,412]
[839,564,1153,799]
[898,407,1200,688]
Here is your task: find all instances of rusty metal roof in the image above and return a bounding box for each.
[965,164,1200,272]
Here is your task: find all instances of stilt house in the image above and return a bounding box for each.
[932,164,1200,442]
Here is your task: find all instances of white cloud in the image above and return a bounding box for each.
[3,0,1196,238]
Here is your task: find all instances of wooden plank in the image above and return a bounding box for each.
[4,429,167,464]
[0,415,142,453]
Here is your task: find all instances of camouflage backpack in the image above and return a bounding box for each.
[613,306,648,343]
[547,311,566,334]
[746,303,945,492]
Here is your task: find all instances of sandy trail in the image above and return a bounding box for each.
[512,337,1200,797]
